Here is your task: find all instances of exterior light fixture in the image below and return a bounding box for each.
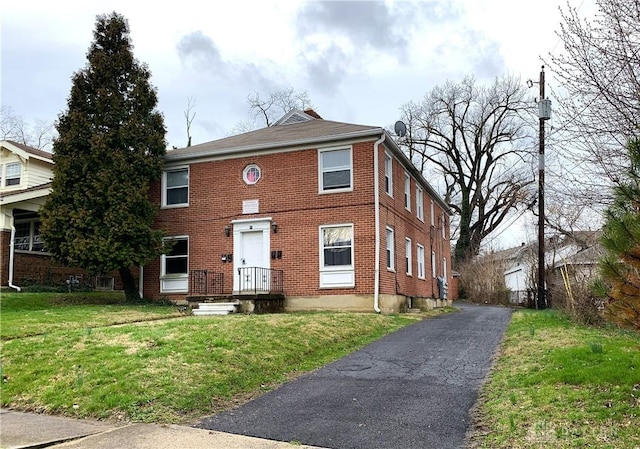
[224,225,231,237]
[271,222,278,233]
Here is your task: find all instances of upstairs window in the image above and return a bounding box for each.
[319,147,352,192]
[163,167,189,207]
[5,163,21,186]
[416,187,424,221]
[384,152,393,196]
[404,173,411,210]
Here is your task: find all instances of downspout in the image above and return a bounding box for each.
[373,133,385,313]
[138,265,144,299]
[8,226,21,292]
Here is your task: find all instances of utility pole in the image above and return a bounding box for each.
[537,66,551,309]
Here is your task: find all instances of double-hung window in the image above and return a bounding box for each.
[404,173,411,210]
[161,236,189,293]
[163,167,189,207]
[14,220,46,252]
[386,227,395,271]
[432,251,437,278]
[416,187,424,221]
[417,244,425,279]
[384,152,393,196]
[319,224,354,288]
[405,238,412,276]
[5,163,21,186]
[319,147,352,192]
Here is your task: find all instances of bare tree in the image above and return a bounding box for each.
[184,96,196,147]
[546,0,640,196]
[399,75,536,263]
[1,106,55,151]
[247,88,312,128]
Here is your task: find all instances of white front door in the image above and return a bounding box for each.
[232,219,271,293]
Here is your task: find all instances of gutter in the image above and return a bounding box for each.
[373,133,385,313]
[8,225,21,292]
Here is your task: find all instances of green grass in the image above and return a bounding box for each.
[470,309,640,449]
[0,292,185,340]
[0,292,429,424]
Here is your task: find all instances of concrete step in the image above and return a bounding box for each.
[193,302,238,316]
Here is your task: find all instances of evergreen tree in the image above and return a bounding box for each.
[596,139,640,329]
[40,12,166,301]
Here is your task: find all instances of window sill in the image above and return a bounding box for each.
[15,250,51,256]
[319,187,353,195]
[161,203,189,209]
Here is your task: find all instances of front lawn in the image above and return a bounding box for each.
[0,292,428,424]
[0,292,185,340]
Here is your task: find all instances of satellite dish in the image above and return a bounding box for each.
[394,120,407,137]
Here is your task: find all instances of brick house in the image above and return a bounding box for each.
[144,110,453,312]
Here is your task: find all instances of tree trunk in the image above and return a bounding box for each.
[119,267,140,302]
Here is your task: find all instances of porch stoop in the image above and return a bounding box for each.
[192,301,239,316]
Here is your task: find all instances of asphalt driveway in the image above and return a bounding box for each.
[197,303,513,449]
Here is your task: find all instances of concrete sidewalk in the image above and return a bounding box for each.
[0,409,323,449]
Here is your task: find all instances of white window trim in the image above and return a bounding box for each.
[404,172,411,211]
[386,226,395,271]
[160,236,189,293]
[416,187,424,221]
[431,251,437,278]
[417,244,426,279]
[162,166,189,208]
[430,200,435,226]
[405,237,412,276]
[319,223,355,288]
[161,236,189,276]
[318,146,353,194]
[441,215,447,239]
[5,162,21,187]
[443,257,448,280]
[243,164,261,185]
[384,151,393,197]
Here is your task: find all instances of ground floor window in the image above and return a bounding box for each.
[319,224,354,288]
[14,219,46,252]
[386,227,395,271]
[160,236,189,293]
[417,244,425,279]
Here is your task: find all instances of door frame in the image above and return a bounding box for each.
[231,217,272,293]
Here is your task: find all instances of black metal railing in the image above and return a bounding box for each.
[237,267,283,294]
[189,270,224,295]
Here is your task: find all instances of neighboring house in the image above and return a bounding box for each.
[143,110,454,312]
[494,231,603,305]
[0,140,54,288]
[0,140,124,291]
[549,231,604,296]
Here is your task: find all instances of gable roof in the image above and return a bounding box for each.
[166,118,381,162]
[1,140,53,163]
[165,110,451,214]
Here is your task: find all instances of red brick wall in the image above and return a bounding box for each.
[377,147,452,299]
[145,139,452,302]
[0,241,135,291]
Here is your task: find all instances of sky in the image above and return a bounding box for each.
[1,0,593,248]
